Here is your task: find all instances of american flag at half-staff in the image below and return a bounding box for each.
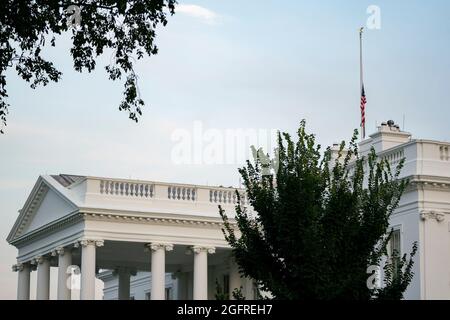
[360,83,366,138]
[359,27,366,139]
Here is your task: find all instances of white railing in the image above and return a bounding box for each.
[439,145,449,161]
[381,148,405,167]
[209,188,247,205]
[100,180,154,198]
[97,179,247,205]
[346,147,405,176]
[168,185,197,201]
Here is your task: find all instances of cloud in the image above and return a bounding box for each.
[176,4,219,25]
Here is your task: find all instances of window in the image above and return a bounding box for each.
[390,229,401,257]
[252,283,259,300]
[165,287,172,300]
[390,229,401,276]
[223,274,230,296]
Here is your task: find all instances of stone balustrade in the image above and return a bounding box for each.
[96,178,247,205]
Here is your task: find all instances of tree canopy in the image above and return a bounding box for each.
[220,120,417,300]
[0,0,177,133]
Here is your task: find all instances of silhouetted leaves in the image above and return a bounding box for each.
[0,0,177,133]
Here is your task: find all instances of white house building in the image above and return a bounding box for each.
[6,120,450,300]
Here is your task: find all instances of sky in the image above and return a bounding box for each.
[1,0,450,299]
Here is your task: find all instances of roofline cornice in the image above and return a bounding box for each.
[80,208,235,227]
[407,174,450,187]
[9,206,237,248]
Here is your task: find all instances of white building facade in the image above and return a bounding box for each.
[359,121,450,299]
[7,121,450,300]
[7,175,256,300]
[100,272,178,300]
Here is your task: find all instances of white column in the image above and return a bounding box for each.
[192,246,215,300]
[229,258,242,300]
[54,246,72,300]
[14,263,31,300]
[80,239,103,300]
[116,267,136,300]
[35,256,51,300]
[148,243,173,300]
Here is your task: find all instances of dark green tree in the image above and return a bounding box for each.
[231,287,246,300]
[0,0,177,133]
[214,279,229,300]
[219,120,417,300]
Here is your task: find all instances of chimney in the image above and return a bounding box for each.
[329,142,350,165]
[330,143,341,160]
[359,120,411,156]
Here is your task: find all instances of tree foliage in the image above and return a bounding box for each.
[220,120,417,300]
[214,279,229,300]
[0,0,177,133]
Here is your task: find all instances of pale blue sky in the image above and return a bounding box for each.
[1,0,449,298]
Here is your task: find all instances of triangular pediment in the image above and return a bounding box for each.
[7,176,78,242]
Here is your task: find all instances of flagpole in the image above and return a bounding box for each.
[359,27,365,139]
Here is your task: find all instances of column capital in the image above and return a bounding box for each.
[191,246,216,254]
[31,255,47,265]
[420,210,445,222]
[145,243,173,252]
[79,239,104,248]
[51,246,66,257]
[12,263,24,272]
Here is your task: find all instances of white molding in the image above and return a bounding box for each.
[81,210,233,227]
[82,225,231,248]
[17,234,83,263]
[408,175,450,189]
[9,211,83,247]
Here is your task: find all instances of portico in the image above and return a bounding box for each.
[8,174,252,300]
